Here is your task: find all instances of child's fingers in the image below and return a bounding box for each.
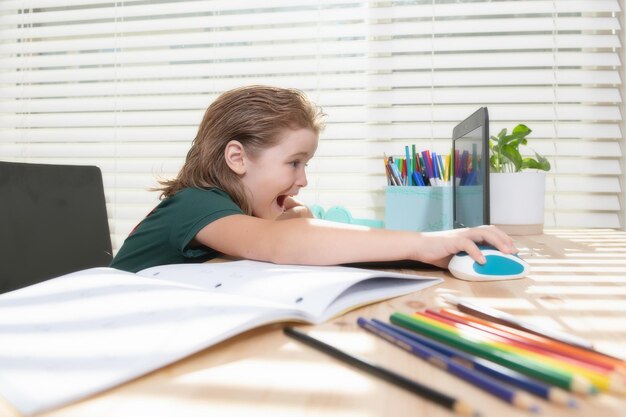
[454,226,516,264]
[282,196,304,210]
[460,240,487,264]
[474,225,517,254]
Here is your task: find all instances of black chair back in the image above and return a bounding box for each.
[0,161,112,293]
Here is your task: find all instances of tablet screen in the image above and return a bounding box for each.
[453,108,490,228]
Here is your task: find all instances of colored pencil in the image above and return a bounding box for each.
[423,309,606,373]
[283,327,481,417]
[419,311,625,394]
[437,307,626,373]
[390,312,596,394]
[369,318,576,407]
[427,309,616,374]
[441,294,595,350]
[358,318,541,412]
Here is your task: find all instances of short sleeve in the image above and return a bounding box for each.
[166,188,244,259]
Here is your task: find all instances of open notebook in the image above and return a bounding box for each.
[0,260,441,416]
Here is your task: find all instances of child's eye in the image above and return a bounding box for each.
[289,160,309,169]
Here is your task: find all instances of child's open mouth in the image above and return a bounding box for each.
[276,195,288,210]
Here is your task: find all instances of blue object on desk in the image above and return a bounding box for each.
[447,245,529,281]
[309,205,384,228]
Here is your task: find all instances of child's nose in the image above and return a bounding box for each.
[296,169,308,187]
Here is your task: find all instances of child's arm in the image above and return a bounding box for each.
[194,215,515,268]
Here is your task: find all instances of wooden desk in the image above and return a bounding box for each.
[4,229,626,417]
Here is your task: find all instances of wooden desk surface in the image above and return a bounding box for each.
[3,229,626,417]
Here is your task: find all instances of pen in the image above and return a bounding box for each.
[284,327,481,417]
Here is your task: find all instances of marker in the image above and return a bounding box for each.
[432,151,440,186]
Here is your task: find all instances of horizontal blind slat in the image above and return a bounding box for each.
[1,122,622,142]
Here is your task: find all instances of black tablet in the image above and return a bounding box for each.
[452,107,490,228]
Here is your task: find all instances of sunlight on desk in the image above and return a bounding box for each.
[450,296,536,311]
[526,286,626,296]
[172,359,372,394]
[528,274,626,283]
[535,298,626,312]
[560,315,626,357]
[560,316,626,333]
[529,265,626,273]
[564,238,626,243]
[112,387,371,417]
[587,247,626,252]
[564,251,626,257]
[289,330,377,355]
[547,229,626,237]
[529,258,626,264]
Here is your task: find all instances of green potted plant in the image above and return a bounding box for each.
[489,124,551,235]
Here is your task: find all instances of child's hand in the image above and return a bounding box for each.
[276,197,314,220]
[413,225,516,269]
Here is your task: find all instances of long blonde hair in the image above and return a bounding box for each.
[158,85,325,214]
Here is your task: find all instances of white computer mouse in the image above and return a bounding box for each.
[448,245,529,281]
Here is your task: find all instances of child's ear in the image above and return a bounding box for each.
[224,140,247,175]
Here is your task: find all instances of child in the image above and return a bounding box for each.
[111,85,516,273]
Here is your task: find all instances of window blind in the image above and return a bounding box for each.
[0,0,622,252]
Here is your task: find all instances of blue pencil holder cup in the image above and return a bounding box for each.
[385,186,452,232]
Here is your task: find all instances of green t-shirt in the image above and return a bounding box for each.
[110,187,243,272]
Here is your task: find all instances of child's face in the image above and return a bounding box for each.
[241,128,318,219]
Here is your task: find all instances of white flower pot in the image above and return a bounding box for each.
[489,171,546,235]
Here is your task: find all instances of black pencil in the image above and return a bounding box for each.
[284,327,481,417]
